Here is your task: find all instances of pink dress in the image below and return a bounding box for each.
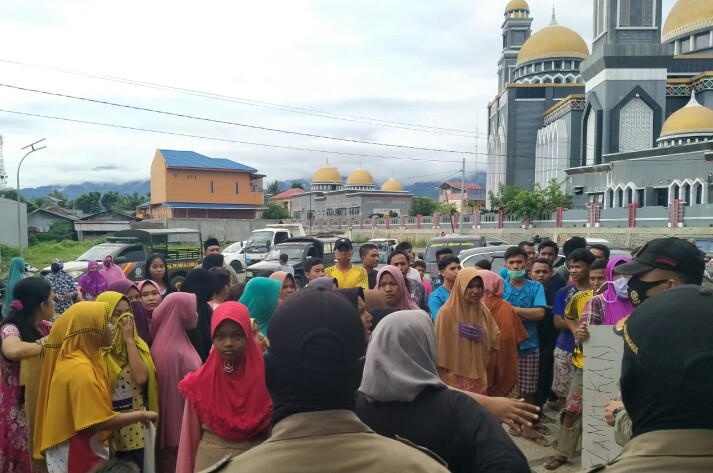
[0,321,52,473]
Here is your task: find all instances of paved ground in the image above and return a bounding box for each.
[509,405,584,473]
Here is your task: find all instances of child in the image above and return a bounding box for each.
[304,258,325,283]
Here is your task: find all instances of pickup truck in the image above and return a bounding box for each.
[244,237,335,288]
[40,228,203,288]
[244,224,307,264]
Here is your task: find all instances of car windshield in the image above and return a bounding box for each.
[265,246,304,261]
[695,240,713,253]
[424,240,483,263]
[76,245,125,262]
[246,231,273,250]
[223,242,243,253]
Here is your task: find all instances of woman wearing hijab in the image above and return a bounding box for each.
[145,254,174,296]
[33,302,158,473]
[269,271,297,302]
[338,288,374,343]
[97,292,158,471]
[181,269,221,362]
[201,254,225,271]
[177,302,272,472]
[108,280,151,344]
[138,280,162,333]
[45,259,77,316]
[478,271,529,398]
[578,257,635,331]
[238,278,281,337]
[100,255,127,285]
[0,278,54,473]
[435,268,500,395]
[149,293,202,473]
[375,266,420,311]
[3,257,26,316]
[307,277,338,289]
[356,311,529,473]
[77,261,108,301]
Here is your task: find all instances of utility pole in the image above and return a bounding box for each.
[0,136,7,190]
[460,157,466,221]
[16,139,47,256]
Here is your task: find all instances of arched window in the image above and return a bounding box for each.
[608,189,615,208]
[586,112,597,166]
[617,188,624,207]
[626,188,633,205]
[619,0,654,28]
[619,97,654,152]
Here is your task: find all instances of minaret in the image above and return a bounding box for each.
[0,136,7,190]
[498,1,533,93]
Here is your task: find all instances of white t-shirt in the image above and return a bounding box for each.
[277,263,295,276]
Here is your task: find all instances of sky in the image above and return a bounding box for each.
[0,0,677,189]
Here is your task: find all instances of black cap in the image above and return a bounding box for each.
[614,237,704,284]
[203,237,220,250]
[335,238,353,250]
[267,287,365,373]
[623,285,713,395]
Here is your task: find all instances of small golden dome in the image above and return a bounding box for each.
[516,13,589,65]
[663,0,713,43]
[312,166,342,184]
[381,178,404,192]
[660,94,713,139]
[505,0,529,13]
[346,168,375,186]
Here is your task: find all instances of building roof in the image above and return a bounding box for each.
[346,169,375,186]
[28,207,80,221]
[663,0,713,43]
[380,178,404,192]
[269,188,306,201]
[160,202,265,210]
[159,150,257,172]
[505,0,529,13]
[312,166,343,184]
[441,181,482,191]
[80,209,135,221]
[516,11,588,66]
[659,93,713,140]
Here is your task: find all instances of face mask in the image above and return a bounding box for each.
[103,260,112,268]
[51,263,61,273]
[627,277,668,306]
[508,269,527,280]
[614,278,629,299]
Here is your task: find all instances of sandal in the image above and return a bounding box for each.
[533,423,551,435]
[523,434,550,447]
[508,427,522,437]
[543,455,568,470]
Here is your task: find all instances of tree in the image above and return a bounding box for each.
[116,192,148,212]
[291,182,305,190]
[101,191,121,210]
[541,178,571,212]
[507,186,545,222]
[487,183,523,213]
[74,191,102,214]
[410,196,440,216]
[265,180,282,197]
[262,201,290,220]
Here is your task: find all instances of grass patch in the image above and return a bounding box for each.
[1,240,100,276]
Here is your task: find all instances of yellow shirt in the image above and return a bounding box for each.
[564,290,593,369]
[325,264,368,290]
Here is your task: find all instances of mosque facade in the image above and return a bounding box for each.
[487,0,713,212]
[289,166,413,221]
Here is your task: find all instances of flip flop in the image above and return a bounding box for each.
[533,423,551,435]
[543,455,568,470]
[523,434,551,447]
[508,427,522,437]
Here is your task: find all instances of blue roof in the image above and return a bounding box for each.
[162,202,264,209]
[159,150,257,172]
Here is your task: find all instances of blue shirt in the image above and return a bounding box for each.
[428,285,451,322]
[553,284,579,353]
[503,278,547,356]
[432,274,444,290]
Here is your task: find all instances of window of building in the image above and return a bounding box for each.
[618,0,654,27]
[595,0,607,37]
[696,34,709,51]
[586,112,597,165]
[235,181,239,194]
[210,181,214,193]
[619,97,654,152]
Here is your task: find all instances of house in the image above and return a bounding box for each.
[27,206,79,233]
[74,209,135,241]
[141,149,265,219]
[438,181,486,213]
[268,188,305,216]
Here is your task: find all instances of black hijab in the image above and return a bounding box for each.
[181,268,220,362]
[202,254,225,270]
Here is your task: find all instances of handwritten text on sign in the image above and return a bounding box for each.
[582,326,624,468]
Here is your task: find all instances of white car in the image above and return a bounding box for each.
[222,240,248,273]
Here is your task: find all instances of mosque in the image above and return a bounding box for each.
[487,0,713,211]
[288,164,412,220]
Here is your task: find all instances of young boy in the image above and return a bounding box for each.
[304,257,325,283]
[277,253,295,276]
[413,260,432,296]
[428,255,460,321]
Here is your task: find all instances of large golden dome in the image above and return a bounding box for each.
[312,166,342,184]
[381,178,404,192]
[505,0,529,13]
[346,168,375,186]
[660,94,713,139]
[663,0,713,43]
[516,15,589,65]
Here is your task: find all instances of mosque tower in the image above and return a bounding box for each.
[498,0,533,92]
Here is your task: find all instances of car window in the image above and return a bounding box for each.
[275,232,290,244]
[119,246,146,263]
[424,240,484,263]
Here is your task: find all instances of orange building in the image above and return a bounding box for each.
[140,149,265,219]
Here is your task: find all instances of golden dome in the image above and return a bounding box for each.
[346,168,375,186]
[663,0,713,43]
[516,13,589,65]
[505,0,529,13]
[660,94,713,139]
[312,166,342,184]
[380,178,404,192]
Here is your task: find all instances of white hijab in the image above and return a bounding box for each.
[359,310,445,403]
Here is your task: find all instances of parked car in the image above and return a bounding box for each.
[244,237,336,287]
[222,240,247,273]
[40,228,203,288]
[485,237,508,246]
[459,245,567,273]
[367,238,399,253]
[244,224,306,264]
[422,235,487,277]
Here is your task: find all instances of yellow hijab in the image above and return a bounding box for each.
[34,302,118,458]
[97,291,159,414]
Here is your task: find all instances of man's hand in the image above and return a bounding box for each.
[479,396,540,429]
[604,400,624,427]
[576,324,590,343]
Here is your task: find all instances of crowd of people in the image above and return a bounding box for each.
[0,234,711,473]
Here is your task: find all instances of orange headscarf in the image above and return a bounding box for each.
[34,302,117,457]
[434,268,500,382]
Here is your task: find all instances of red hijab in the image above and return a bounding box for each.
[178,302,272,441]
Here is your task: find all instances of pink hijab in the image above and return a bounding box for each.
[375,265,419,311]
[99,254,127,285]
[149,292,202,448]
[602,256,635,325]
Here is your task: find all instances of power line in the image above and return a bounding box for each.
[0,59,479,137]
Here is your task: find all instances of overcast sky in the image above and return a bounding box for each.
[0,0,677,188]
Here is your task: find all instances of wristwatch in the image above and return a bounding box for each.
[612,407,623,423]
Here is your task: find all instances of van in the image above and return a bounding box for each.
[422,235,487,277]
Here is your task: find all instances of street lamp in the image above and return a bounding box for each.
[16,138,46,256]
